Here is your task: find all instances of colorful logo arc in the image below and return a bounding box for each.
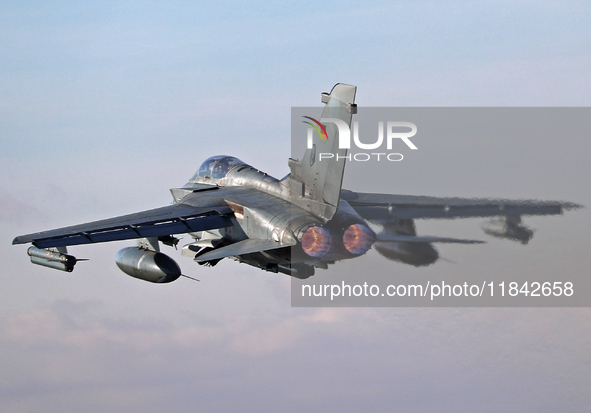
[302,116,328,140]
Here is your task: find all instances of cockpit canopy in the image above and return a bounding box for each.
[192,156,248,181]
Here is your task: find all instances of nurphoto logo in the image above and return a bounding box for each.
[303,116,418,162]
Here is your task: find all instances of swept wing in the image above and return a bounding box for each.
[13,203,233,249]
[341,190,581,221]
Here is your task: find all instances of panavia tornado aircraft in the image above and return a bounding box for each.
[13,84,580,282]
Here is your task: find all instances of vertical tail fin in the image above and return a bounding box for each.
[288,83,357,221]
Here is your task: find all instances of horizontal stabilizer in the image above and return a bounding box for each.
[194,238,295,262]
[376,234,485,244]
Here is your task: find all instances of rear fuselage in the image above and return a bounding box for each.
[183,157,374,275]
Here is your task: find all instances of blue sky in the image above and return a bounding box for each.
[1,1,590,412]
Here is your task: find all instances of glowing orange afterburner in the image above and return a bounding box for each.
[301,226,331,257]
[343,224,375,255]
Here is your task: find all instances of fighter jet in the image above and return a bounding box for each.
[13,84,581,282]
